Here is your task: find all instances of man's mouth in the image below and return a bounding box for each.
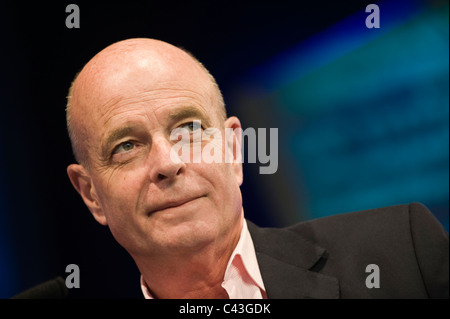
[148,195,205,215]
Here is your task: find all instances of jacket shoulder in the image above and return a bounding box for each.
[285,202,449,298]
[250,203,449,298]
[288,203,411,239]
[287,203,447,250]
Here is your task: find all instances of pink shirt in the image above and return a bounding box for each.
[140,219,267,299]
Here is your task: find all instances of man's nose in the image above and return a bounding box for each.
[147,136,185,182]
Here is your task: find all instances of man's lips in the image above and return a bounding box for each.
[148,195,205,215]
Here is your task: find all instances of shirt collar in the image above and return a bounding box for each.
[224,219,266,292]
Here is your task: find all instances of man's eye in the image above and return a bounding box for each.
[180,121,202,132]
[113,141,135,154]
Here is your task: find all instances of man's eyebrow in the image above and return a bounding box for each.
[102,126,134,154]
[167,107,212,126]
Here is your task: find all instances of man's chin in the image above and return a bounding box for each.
[145,220,220,253]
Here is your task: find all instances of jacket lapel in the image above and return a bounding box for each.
[247,220,339,299]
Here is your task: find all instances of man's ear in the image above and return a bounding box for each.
[67,164,108,226]
[224,116,243,186]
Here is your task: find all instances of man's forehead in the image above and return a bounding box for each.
[101,95,213,127]
[74,69,211,129]
[96,82,214,127]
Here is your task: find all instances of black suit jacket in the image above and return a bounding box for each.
[247,202,449,299]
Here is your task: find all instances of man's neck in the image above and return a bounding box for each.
[135,218,243,299]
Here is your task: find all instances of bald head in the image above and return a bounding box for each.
[66,38,226,166]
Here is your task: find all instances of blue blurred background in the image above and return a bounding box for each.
[233,0,449,228]
[0,0,448,298]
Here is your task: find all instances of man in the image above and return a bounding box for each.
[66,38,448,298]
